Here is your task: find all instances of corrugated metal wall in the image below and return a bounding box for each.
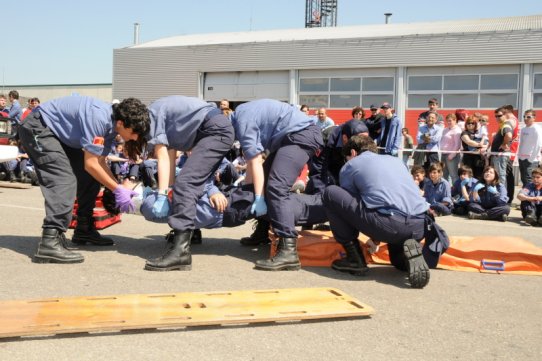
[113,30,542,103]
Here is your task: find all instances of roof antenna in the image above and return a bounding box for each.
[384,13,392,24]
[133,23,140,45]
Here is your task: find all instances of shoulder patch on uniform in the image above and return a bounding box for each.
[93,136,105,146]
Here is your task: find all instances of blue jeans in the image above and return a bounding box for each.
[491,155,509,186]
[443,154,460,185]
[519,159,539,187]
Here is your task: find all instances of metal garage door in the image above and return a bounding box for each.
[204,71,289,102]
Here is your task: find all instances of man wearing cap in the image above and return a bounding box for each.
[376,102,402,157]
[364,104,384,140]
[322,135,430,288]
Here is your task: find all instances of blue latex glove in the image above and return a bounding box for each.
[486,185,498,194]
[251,195,267,217]
[152,193,170,218]
[473,183,485,192]
[113,186,138,213]
[460,178,471,187]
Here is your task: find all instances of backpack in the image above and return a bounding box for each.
[422,213,450,268]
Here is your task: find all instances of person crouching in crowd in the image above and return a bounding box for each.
[451,165,478,216]
[424,162,453,216]
[516,167,542,226]
[411,165,429,197]
[467,165,510,222]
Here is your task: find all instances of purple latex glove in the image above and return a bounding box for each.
[113,186,138,213]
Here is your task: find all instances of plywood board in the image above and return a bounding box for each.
[0,288,374,338]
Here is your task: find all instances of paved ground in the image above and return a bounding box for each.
[0,186,540,360]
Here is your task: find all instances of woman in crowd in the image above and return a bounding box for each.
[440,113,462,184]
[461,116,487,180]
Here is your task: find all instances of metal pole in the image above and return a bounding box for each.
[134,23,140,45]
[384,13,392,24]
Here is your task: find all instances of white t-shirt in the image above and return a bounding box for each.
[518,123,542,162]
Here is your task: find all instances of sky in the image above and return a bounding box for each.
[2,0,541,86]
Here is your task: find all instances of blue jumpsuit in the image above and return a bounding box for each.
[323,151,428,247]
[147,96,234,231]
[18,96,117,231]
[140,183,327,230]
[232,99,323,238]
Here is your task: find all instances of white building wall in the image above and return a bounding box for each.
[113,29,542,104]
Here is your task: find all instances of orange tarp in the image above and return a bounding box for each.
[273,230,542,275]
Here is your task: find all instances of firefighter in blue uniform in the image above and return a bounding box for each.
[322,135,431,288]
[18,96,150,264]
[231,99,323,271]
[144,95,234,271]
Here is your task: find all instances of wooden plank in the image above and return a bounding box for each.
[0,181,32,189]
[0,288,373,338]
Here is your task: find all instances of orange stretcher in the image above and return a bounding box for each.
[272,230,542,275]
[0,288,374,339]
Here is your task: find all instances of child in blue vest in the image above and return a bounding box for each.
[424,162,453,216]
[467,165,510,222]
[451,165,478,216]
[517,167,542,226]
[411,165,430,197]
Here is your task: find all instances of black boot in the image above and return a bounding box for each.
[165,229,202,245]
[468,211,488,220]
[191,229,202,245]
[240,218,271,246]
[145,230,192,271]
[255,237,301,271]
[33,228,84,264]
[403,239,430,289]
[332,240,369,276]
[71,216,114,246]
[8,170,17,182]
[524,212,537,226]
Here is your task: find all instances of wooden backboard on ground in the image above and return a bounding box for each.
[0,288,374,339]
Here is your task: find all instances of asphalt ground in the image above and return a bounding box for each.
[0,185,540,361]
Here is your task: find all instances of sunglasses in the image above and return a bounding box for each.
[524,115,534,119]
[495,113,504,117]
[466,123,476,126]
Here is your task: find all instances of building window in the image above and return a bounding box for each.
[408,76,442,91]
[480,93,518,108]
[480,74,518,90]
[299,78,329,92]
[299,76,394,109]
[407,73,518,108]
[330,78,360,92]
[330,94,360,108]
[299,95,329,109]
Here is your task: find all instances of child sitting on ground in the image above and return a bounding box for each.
[424,162,453,216]
[516,167,542,226]
[411,164,429,197]
[451,165,478,216]
[468,165,510,222]
[107,143,129,182]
